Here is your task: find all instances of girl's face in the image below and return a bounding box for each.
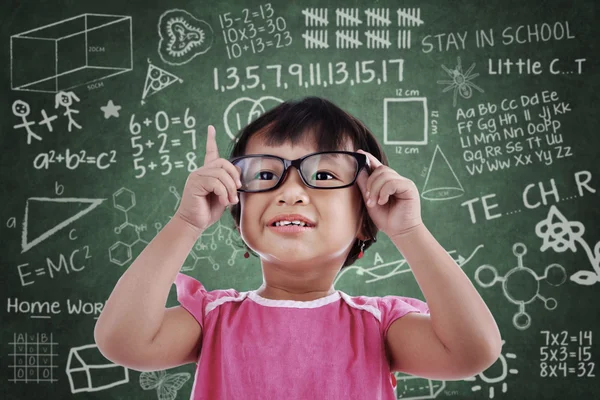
[238,133,367,272]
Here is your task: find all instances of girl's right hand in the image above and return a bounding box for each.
[174,125,242,234]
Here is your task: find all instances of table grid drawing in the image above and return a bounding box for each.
[8,333,58,383]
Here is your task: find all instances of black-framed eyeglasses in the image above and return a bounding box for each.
[229,151,371,193]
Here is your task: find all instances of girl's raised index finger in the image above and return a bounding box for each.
[204,125,219,165]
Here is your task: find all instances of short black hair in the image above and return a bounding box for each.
[226,96,388,268]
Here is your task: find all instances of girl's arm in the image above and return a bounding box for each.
[386,224,502,379]
[94,215,203,371]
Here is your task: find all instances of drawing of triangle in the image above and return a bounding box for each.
[21,197,105,253]
[142,64,182,101]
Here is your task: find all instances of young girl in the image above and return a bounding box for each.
[95,97,502,399]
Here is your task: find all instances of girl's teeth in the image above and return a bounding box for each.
[275,221,307,227]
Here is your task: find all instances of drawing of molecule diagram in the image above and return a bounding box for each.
[108,187,150,266]
[474,243,566,331]
[108,187,244,271]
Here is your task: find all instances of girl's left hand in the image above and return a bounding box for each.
[356,149,423,239]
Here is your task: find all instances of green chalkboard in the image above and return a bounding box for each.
[2,0,599,398]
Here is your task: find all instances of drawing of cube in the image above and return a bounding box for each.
[383,97,428,145]
[11,14,132,93]
[66,344,129,393]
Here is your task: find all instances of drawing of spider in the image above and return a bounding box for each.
[437,56,484,107]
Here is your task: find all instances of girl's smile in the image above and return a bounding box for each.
[267,213,317,234]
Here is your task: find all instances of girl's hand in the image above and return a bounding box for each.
[355,149,423,239]
[174,125,242,234]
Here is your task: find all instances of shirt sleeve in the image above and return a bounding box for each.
[377,295,430,337]
[174,272,211,329]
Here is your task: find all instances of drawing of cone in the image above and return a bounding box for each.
[421,145,464,201]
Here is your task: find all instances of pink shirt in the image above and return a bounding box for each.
[175,272,429,400]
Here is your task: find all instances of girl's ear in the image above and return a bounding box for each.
[357,212,371,241]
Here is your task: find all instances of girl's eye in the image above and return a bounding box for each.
[254,171,278,180]
[312,171,335,180]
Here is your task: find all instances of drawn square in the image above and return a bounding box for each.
[383,97,428,145]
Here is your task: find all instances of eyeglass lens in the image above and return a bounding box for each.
[234,153,359,191]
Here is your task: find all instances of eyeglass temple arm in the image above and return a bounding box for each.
[361,155,376,242]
